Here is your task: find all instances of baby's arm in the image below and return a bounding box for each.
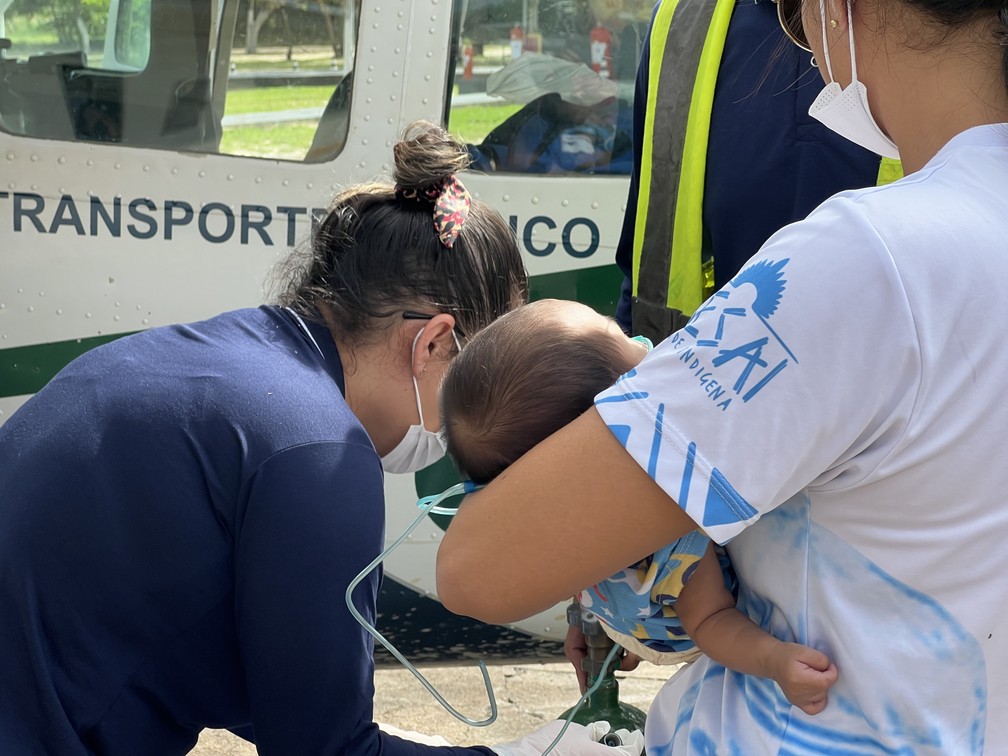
[676,544,838,716]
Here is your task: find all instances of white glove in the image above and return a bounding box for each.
[492,720,644,756]
[590,723,645,756]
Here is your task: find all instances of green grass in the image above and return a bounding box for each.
[448,103,524,144]
[220,87,524,161]
[219,122,319,161]
[224,85,334,116]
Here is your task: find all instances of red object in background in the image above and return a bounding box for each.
[589,24,614,78]
[463,45,474,79]
[510,24,524,60]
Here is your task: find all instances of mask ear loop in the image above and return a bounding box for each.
[843,0,857,82]
[345,480,498,727]
[408,329,425,421]
[819,0,836,82]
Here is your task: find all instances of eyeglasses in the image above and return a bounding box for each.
[402,311,466,352]
[773,0,812,52]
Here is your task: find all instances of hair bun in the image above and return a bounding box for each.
[392,120,471,195]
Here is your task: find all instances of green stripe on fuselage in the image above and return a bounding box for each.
[0,264,624,400]
[529,263,622,314]
[0,332,139,398]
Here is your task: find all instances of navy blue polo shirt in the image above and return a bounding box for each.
[615,0,882,332]
[0,306,494,755]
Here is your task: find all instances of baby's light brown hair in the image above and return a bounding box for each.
[441,299,631,484]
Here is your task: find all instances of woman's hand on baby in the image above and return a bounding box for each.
[564,624,641,695]
[563,623,590,692]
[767,642,838,716]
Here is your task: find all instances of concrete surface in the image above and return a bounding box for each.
[189,661,677,753]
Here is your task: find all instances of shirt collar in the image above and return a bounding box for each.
[279,305,346,396]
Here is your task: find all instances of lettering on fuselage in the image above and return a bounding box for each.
[509,214,600,259]
[0,192,327,247]
[0,192,600,259]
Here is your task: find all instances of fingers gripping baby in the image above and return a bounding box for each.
[440,299,838,716]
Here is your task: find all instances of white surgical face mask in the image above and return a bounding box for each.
[380,329,457,474]
[807,0,900,159]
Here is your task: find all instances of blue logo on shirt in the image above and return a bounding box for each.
[668,258,795,409]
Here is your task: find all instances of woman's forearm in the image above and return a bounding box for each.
[437,409,699,623]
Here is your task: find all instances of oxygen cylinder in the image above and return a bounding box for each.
[559,602,646,734]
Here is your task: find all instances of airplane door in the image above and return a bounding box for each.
[389,0,653,646]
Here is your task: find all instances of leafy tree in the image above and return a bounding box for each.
[12,0,108,47]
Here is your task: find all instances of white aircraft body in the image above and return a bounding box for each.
[0,0,649,661]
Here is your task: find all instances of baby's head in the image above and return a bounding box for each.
[441,298,648,484]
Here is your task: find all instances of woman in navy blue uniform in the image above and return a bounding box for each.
[0,121,614,755]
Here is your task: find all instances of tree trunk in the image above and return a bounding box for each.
[322,3,339,58]
[246,1,279,54]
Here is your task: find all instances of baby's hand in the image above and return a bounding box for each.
[767,642,838,715]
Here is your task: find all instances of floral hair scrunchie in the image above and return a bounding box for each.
[395,174,472,248]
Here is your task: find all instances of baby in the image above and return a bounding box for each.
[441,299,838,715]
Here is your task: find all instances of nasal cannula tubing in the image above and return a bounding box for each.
[348,480,627,747]
[345,480,498,727]
[541,641,624,755]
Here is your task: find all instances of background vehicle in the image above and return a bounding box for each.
[0,0,651,662]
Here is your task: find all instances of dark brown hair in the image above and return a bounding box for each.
[864,0,1008,95]
[906,0,1008,96]
[273,120,528,343]
[441,300,630,484]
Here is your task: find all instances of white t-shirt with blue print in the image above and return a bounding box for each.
[595,124,1008,754]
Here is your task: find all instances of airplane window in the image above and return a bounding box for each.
[448,0,651,176]
[221,0,358,162]
[113,0,152,70]
[0,0,357,161]
[0,0,146,68]
[0,0,152,141]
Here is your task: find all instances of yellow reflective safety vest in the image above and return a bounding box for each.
[630,0,903,340]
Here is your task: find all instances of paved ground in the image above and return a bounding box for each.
[190,661,676,752]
